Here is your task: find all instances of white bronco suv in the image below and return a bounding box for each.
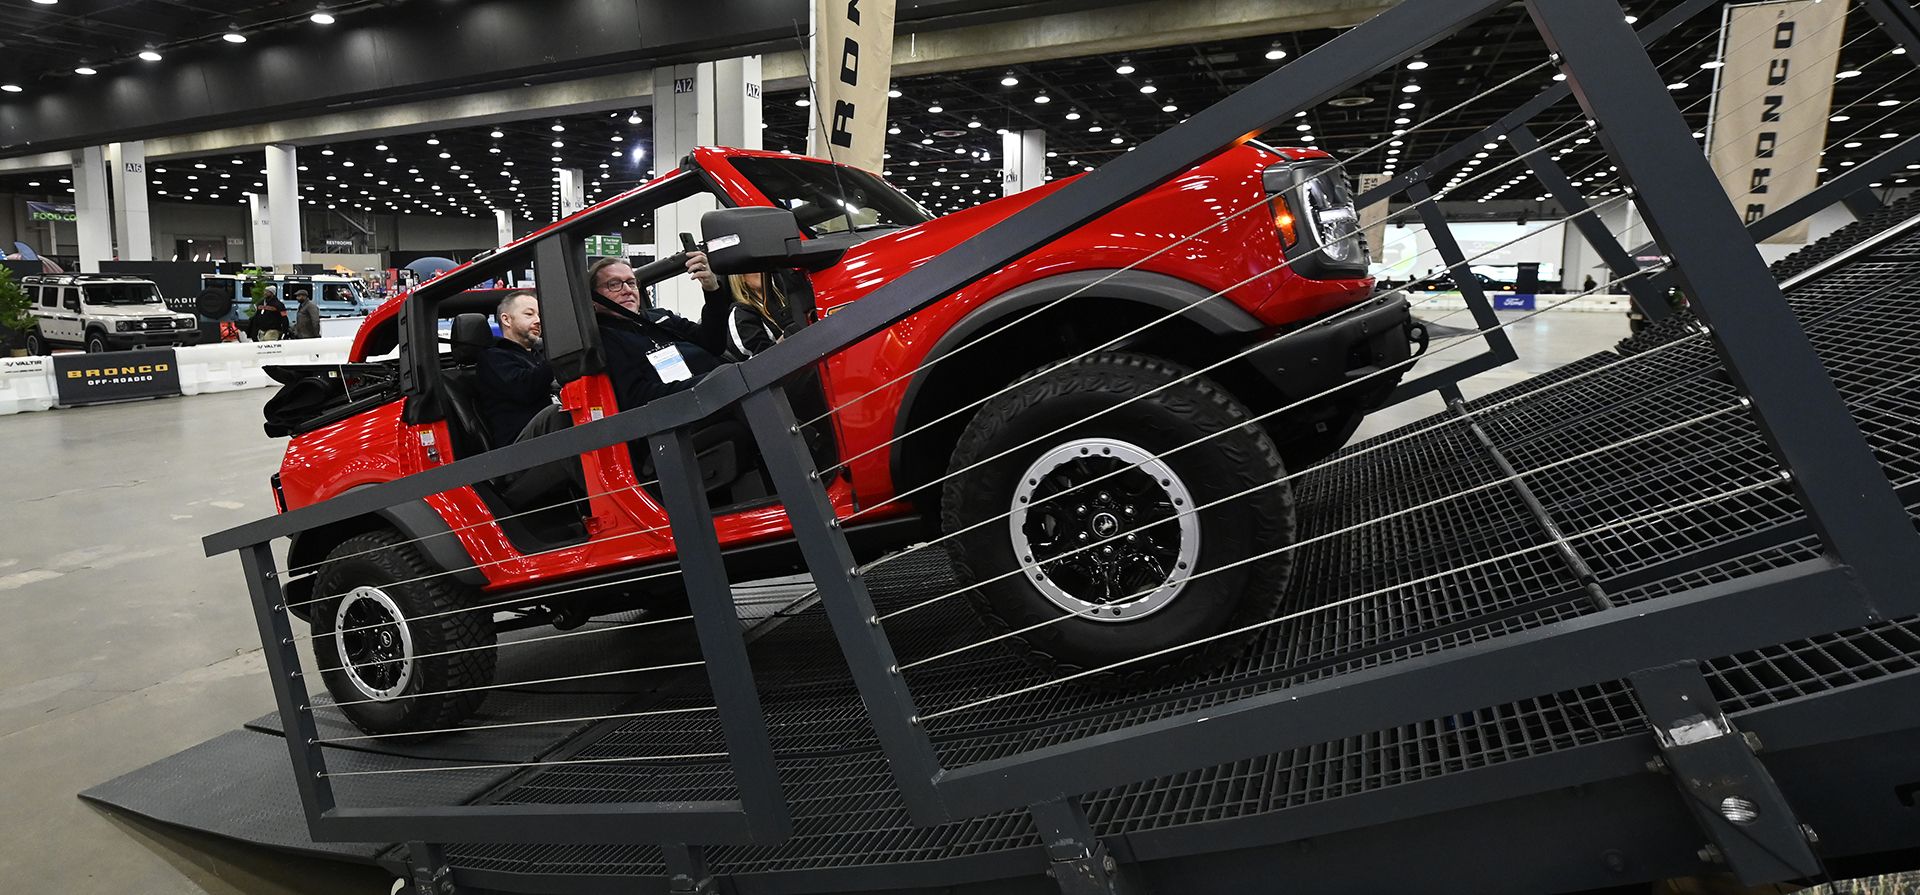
[20,274,200,355]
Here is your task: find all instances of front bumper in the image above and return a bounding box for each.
[104,329,201,349]
[1246,293,1416,407]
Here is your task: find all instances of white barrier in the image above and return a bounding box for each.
[0,355,56,415]
[175,337,356,396]
[1407,291,1635,314]
[0,335,359,414]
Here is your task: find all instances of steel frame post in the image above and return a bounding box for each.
[740,385,950,823]
[662,843,718,895]
[404,841,459,895]
[1028,798,1137,895]
[1860,0,1920,60]
[647,426,793,842]
[1526,0,1920,609]
[1628,663,1822,885]
[1841,189,1884,221]
[1508,125,1667,321]
[240,542,337,825]
[1406,181,1512,350]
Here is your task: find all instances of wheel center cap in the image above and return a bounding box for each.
[1091,512,1120,538]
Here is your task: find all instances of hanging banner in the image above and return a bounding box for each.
[27,202,77,223]
[809,0,896,175]
[1707,0,1847,245]
[1356,174,1391,266]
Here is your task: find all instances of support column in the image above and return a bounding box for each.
[247,194,272,264]
[1001,129,1047,196]
[652,57,762,316]
[264,144,303,269]
[73,146,113,271]
[495,208,516,247]
[557,168,586,218]
[106,141,153,261]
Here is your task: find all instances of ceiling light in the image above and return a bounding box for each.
[1265,44,1286,62]
[1000,72,1019,87]
[1089,125,1103,133]
[1406,59,1428,71]
[1831,114,1852,122]
[1034,94,1051,104]
[139,47,163,62]
[1700,60,1724,70]
[551,123,565,132]
[796,98,811,107]
[223,25,247,43]
[1667,81,1689,91]
[1401,84,1421,93]
[1162,104,1177,113]
[1878,99,1900,107]
[1065,110,1082,121]
[74,64,97,75]
[1837,70,1862,79]
[310,7,335,25]
[1139,81,1157,94]
[1115,58,1135,75]
[0,84,21,93]
[928,103,944,113]
[1553,73,1567,82]
[427,136,440,145]
[552,140,565,147]
[1398,101,1416,110]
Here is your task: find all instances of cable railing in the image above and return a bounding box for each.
[198,0,1920,877]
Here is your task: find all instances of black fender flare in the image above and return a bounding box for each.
[889,269,1264,493]
[283,496,487,618]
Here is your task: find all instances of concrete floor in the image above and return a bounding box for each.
[0,309,1631,894]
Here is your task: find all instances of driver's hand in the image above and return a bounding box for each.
[686,251,720,293]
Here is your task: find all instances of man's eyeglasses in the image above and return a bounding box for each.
[599,278,640,292]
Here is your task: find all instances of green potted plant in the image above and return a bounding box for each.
[0,266,33,357]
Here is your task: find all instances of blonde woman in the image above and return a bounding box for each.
[722,271,794,358]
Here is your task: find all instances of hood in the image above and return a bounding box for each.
[85,303,180,318]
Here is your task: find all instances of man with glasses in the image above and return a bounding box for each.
[586,255,732,410]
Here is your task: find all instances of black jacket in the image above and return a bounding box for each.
[475,338,555,446]
[597,296,732,410]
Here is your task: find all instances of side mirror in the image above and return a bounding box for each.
[701,206,847,274]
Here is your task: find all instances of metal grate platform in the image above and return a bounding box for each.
[419,217,1920,889]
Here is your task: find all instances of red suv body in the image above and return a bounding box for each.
[269,144,1414,733]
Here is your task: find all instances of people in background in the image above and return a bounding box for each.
[475,290,560,447]
[586,255,731,410]
[1582,274,1598,292]
[291,289,322,338]
[246,296,289,342]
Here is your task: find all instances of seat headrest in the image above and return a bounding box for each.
[450,313,494,365]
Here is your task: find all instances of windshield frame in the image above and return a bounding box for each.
[725,155,934,238]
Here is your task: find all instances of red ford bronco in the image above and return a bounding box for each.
[265,145,1416,733]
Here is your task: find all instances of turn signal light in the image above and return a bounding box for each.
[1271,195,1299,247]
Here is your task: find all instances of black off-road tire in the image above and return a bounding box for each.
[84,330,108,354]
[24,328,50,356]
[940,351,1296,689]
[311,529,496,735]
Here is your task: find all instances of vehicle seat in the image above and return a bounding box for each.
[438,313,496,459]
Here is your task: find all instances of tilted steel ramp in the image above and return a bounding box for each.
[417,216,1920,894]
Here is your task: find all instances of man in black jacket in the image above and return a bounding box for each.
[475,290,557,446]
[587,256,733,410]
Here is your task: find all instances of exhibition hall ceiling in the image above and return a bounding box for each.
[0,0,1914,223]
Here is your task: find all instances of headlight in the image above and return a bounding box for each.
[115,320,137,332]
[1301,173,1367,266]
[177,317,196,329]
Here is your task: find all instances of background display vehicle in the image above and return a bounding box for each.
[194,271,377,324]
[20,273,199,354]
[264,145,1419,734]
